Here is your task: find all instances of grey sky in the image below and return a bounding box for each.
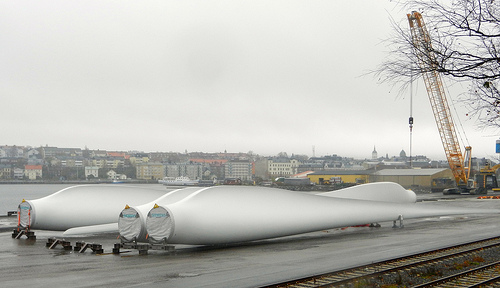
[1,1,497,160]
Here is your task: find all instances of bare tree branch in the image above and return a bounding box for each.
[374,0,500,128]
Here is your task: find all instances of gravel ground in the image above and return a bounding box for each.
[356,246,500,287]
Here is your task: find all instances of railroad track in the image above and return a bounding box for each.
[411,260,500,287]
[261,236,500,288]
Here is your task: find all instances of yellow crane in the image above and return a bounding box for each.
[407,11,473,192]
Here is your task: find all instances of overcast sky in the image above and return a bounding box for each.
[1,1,498,160]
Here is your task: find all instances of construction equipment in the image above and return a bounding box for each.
[407,11,495,194]
[475,163,500,194]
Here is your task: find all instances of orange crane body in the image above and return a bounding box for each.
[407,11,471,187]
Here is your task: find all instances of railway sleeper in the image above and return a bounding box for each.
[264,237,500,288]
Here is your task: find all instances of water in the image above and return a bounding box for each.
[0,184,75,216]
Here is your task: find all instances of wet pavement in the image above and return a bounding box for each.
[1,193,500,288]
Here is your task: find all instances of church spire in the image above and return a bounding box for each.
[372,146,378,159]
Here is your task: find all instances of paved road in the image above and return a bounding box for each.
[1,195,499,288]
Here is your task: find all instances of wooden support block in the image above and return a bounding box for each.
[79,243,89,253]
[26,231,36,240]
[74,241,84,251]
[49,240,59,249]
[14,230,25,239]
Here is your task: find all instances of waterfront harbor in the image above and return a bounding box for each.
[1,192,500,288]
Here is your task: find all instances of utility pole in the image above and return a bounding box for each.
[409,72,413,168]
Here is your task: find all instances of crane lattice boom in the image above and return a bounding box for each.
[407,11,470,185]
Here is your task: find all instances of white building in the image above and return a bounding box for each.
[225,160,253,181]
[267,158,300,177]
[164,163,204,180]
[24,165,42,180]
[107,170,127,180]
[85,166,99,179]
[107,170,117,180]
[13,168,24,179]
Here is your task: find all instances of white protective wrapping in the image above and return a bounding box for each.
[145,185,500,245]
[17,200,32,229]
[146,206,173,243]
[18,185,168,231]
[118,207,142,242]
[117,187,203,242]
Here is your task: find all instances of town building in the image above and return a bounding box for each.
[107,170,127,180]
[136,162,165,180]
[41,146,82,158]
[0,164,12,179]
[190,158,228,180]
[88,149,108,158]
[24,165,42,180]
[164,162,204,180]
[308,170,373,185]
[85,166,99,179]
[370,168,453,189]
[267,158,300,178]
[0,145,25,158]
[105,158,125,169]
[225,159,254,181]
[60,157,84,167]
[129,153,149,166]
[107,151,129,159]
[13,168,24,179]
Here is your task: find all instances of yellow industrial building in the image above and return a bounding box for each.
[307,168,453,189]
[370,168,453,188]
[307,170,372,185]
